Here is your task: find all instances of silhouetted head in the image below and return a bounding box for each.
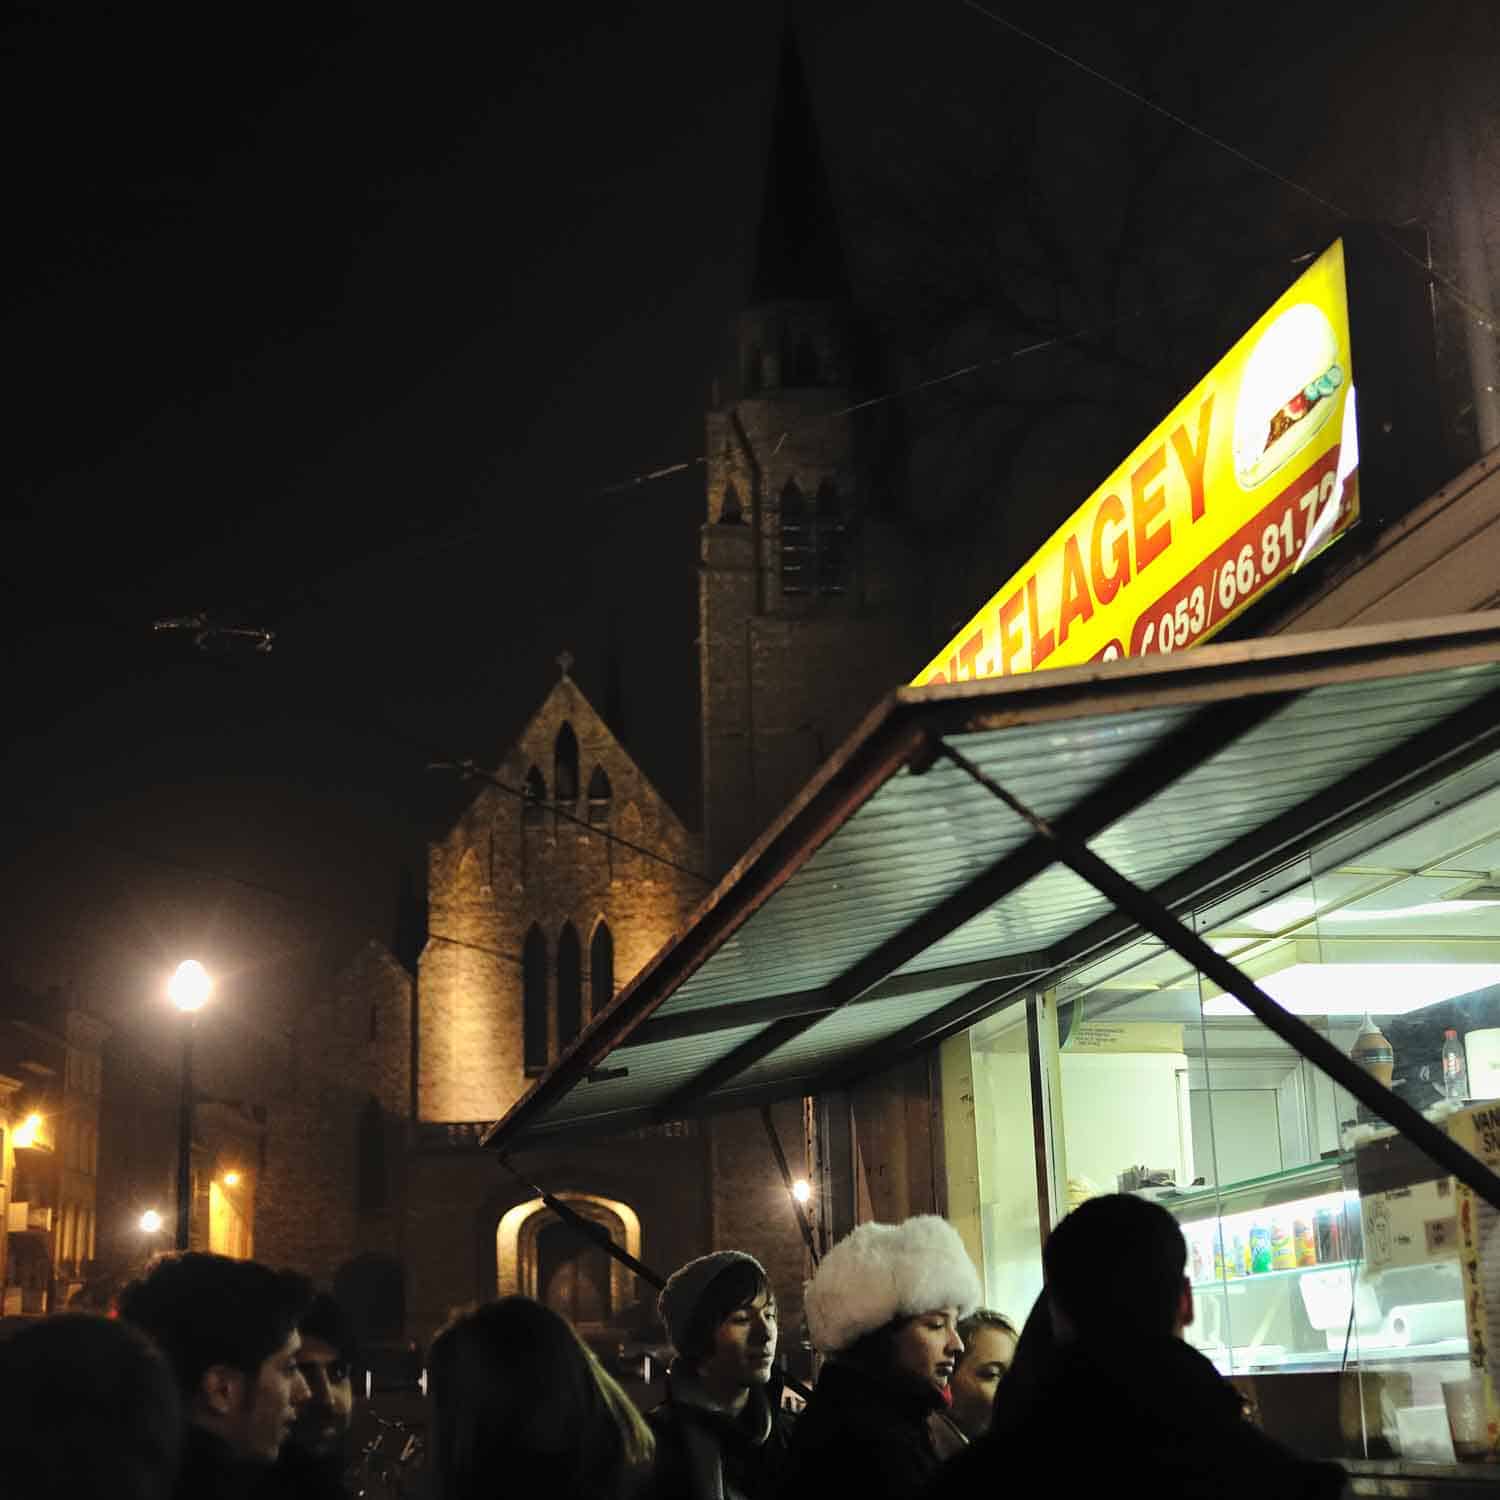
[1044,1194,1190,1341]
[0,1313,182,1500]
[428,1297,653,1500]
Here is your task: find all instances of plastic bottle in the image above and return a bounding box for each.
[1249,1223,1272,1274]
[1270,1217,1296,1271]
[1443,1029,1469,1102]
[1293,1217,1317,1267]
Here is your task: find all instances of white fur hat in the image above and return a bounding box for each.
[804,1215,982,1354]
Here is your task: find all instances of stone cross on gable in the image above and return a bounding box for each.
[557,649,574,679]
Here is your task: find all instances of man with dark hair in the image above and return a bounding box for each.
[260,1292,358,1499]
[648,1250,796,1500]
[934,1195,1347,1500]
[119,1252,313,1499]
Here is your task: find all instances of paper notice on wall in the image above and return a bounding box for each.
[1447,1103,1500,1457]
[1063,1021,1184,1054]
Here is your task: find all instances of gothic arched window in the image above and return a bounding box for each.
[587,766,612,825]
[557,922,582,1048]
[554,724,579,803]
[523,925,548,1073]
[590,921,614,1017]
[523,765,546,825]
[745,345,763,395]
[817,480,848,595]
[780,480,811,594]
[721,481,744,525]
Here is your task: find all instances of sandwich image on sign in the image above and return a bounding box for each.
[1232,302,1344,492]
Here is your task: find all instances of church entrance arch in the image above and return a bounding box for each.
[495,1193,642,1333]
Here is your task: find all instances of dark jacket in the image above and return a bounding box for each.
[780,1360,947,1500]
[253,1445,352,1500]
[176,1426,270,1500]
[647,1365,795,1500]
[934,1321,1347,1500]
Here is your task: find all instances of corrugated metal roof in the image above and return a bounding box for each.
[492,616,1500,1147]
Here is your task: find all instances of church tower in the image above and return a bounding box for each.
[700,35,919,877]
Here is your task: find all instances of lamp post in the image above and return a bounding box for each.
[167,961,211,1252]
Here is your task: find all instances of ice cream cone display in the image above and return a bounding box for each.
[1351,1017,1395,1087]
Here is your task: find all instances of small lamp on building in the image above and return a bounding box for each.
[167,960,212,1252]
[139,1209,163,1235]
[791,1178,812,1204]
[13,1113,42,1149]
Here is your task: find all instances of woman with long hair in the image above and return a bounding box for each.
[947,1309,1018,1440]
[428,1296,655,1500]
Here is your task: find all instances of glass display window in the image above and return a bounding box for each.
[960,765,1500,1461]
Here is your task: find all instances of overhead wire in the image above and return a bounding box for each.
[958,0,1498,335]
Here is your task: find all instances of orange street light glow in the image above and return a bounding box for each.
[168,960,212,1012]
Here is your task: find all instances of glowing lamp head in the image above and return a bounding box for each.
[139,1209,163,1234]
[791,1179,812,1204]
[222,1171,240,1187]
[168,960,212,1012]
[14,1113,42,1148]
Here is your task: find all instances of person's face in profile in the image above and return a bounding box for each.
[700,1289,779,1395]
[288,1335,354,1460]
[948,1324,1016,1438]
[891,1307,963,1396]
[225,1329,311,1462]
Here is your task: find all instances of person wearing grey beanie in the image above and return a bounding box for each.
[647,1251,795,1500]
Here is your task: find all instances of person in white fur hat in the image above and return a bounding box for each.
[780,1215,981,1500]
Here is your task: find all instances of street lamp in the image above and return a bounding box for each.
[139,1209,163,1234]
[168,961,212,1251]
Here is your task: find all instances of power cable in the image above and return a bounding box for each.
[958,0,1498,335]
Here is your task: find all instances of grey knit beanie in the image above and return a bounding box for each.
[657,1251,767,1355]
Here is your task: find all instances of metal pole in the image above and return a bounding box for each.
[760,1105,820,1268]
[176,1018,194,1252]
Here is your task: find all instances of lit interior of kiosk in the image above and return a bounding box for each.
[969,772,1500,1432]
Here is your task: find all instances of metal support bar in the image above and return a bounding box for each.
[498,1156,813,1400]
[655,693,1292,1118]
[498,1158,665,1289]
[761,1106,819,1268]
[935,739,1500,1215]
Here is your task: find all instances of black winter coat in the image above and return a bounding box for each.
[647,1368,795,1500]
[175,1426,269,1500]
[779,1361,947,1500]
[932,1327,1347,1500]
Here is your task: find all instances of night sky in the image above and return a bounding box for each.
[3,3,1494,1067]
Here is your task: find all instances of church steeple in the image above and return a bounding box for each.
[698,25,896,878]
[749,31,850,306]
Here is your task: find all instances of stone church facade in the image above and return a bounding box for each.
[254,36,931,1362]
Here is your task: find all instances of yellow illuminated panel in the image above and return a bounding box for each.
[915,241,1356,684]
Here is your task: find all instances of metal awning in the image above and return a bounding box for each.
[486,613,1500,1150]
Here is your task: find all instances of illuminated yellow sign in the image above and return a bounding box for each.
[916,240,1357,684]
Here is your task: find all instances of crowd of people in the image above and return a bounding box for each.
[0,1194,1350,1500]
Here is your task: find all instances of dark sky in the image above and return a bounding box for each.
[2,2,1493,1052]
[2,4,783,981]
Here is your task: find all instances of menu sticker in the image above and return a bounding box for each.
[1447,1103,1500,1457]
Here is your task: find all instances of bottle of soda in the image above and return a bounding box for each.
[1443,1029,1468,1102]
